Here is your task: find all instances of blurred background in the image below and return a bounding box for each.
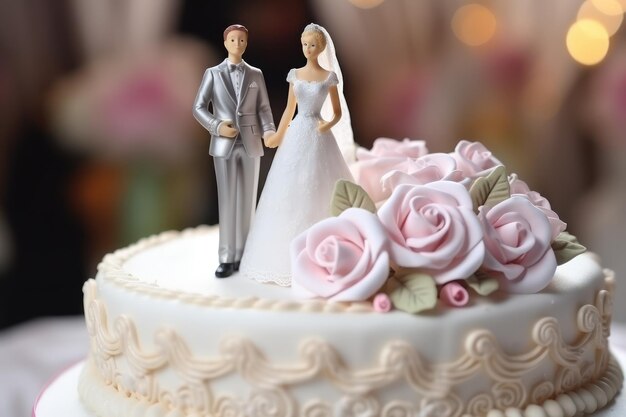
[1,0,626,414]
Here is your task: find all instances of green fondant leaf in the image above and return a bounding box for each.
[551,232,586,265]
[385,273,437,314]
[469,165,510,212]
[330,180,376,216]
[466,274,500,296]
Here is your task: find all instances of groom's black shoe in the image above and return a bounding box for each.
[234,261,241,271]
[215,263,235,278]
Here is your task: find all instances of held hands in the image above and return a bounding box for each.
[264,132,282,148]
[218,121,239,138]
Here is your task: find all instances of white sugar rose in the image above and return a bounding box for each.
[509,174,566,240]
[351,138,429,204]
[291,208,390,302]
[451,140,503,178]
[479,196,557,294]
[378,182,485,285]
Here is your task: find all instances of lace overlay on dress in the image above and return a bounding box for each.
[239,69,353,286]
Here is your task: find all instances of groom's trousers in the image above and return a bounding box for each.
[213,141,260,264]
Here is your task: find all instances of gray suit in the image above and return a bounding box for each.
[193,59,275,263]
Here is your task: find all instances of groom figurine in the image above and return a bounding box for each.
[193,24,275,278]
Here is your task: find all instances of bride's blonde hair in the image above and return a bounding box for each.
[301,23,327,50]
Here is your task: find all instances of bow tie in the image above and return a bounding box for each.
[228,63,244,73]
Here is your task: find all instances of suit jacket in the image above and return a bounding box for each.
[193,60,275,158]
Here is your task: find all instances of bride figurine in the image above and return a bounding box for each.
[239,23,355,286]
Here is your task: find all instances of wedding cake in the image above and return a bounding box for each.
[78,140,622,417]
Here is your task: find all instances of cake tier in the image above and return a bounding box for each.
[80,226,622,417]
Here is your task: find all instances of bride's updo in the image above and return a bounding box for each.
[302,23,327,51]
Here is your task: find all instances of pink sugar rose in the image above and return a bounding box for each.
[351,138,429,204]
[291,208,390,302]
[451,140,503,178]
[508,174,566,240]
[356,137,428,160]
[373,293,392,312]
[479,196,557,294]
[439,282,469,307]
[378,182,485,285]
[381,153,467,194]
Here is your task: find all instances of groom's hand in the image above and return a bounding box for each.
[218,121,239,138]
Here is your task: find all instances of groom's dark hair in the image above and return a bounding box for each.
[223,24,249,41]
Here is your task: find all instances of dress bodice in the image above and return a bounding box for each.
[287,69,338,117]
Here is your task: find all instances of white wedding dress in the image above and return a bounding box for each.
[239,69,354,286]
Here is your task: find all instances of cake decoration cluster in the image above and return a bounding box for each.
[290,139,586,313]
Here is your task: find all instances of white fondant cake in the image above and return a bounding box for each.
[78,138,623,416]
[79,225,622,417]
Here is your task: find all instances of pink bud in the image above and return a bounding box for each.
[373,293,392,313]
[440,282,469,307]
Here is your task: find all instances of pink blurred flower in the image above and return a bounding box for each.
[49,37,212,162]
[479,196,557,294]
[291,208,390,302]
[378,182,485,285]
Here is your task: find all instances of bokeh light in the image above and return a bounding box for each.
[591,0,624,15]
[348,0,385,9]
[578,0,623,36]
[566,19,610,65]
[452,4,497,47]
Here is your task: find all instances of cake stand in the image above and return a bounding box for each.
[34,349,626,417]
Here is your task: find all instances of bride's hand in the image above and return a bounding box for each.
[318,120,332,133]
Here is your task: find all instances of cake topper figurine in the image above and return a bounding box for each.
[238,23,355,286]
[193,24,276,278]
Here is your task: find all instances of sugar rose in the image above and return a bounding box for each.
[291,208,390,302]
[451,140,502,178]
[356,137,428,160]
[509,174,566,240]
[381,153,467,195]
[378,182,485,285]
[479,196,557,294]
[351,138,429,204]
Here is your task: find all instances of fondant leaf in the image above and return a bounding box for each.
[385,273,437,314]
[551,232,586,265]
[466,274,500,296]
[331,180,376,216]
[469,165,510,212]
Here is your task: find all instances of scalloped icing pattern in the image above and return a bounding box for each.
[80,278,623,417]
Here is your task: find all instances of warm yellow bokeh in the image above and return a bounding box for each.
[348,0,385,9]
[591,0,624,15]
[566,19,610,65]
[578,0,623,36]
[452,4,497,47]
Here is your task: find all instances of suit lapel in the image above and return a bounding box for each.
[239,62,252,103]
[218,61,237,105]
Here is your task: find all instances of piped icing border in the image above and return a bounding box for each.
[97,226,374,313]
[81,275,622,417]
